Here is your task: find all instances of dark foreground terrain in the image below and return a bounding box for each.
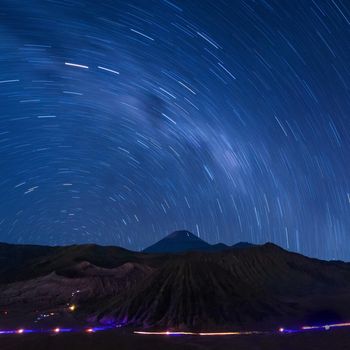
[3,231,350,331]
[2,231,350,349]
[1,328,350,350]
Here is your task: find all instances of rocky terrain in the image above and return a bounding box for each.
[1,231,350,332]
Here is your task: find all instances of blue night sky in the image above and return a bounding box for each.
[0,0,350,259]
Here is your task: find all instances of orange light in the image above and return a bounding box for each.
[53,328,60,333]
[134,331,196,335]
[133,330,259,336]
[199,332,243,336]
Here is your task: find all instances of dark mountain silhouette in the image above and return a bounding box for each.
[1,233,350,332]
[143,230,254,253]
[0,242,149,284]
[95,243,350,330]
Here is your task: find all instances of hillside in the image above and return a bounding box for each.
[96,243,350,330]
[1,235,350,331]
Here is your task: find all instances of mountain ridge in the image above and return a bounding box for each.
[1,233,350,331]
[143,230,254,253]
[95,241,350,330]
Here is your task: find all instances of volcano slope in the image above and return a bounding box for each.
[1,239,350,331]
[0,243,158,327]
[95,243,350,331]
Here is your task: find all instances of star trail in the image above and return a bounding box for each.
[0,0,350,260]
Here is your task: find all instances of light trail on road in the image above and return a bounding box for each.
[1,321,350,337]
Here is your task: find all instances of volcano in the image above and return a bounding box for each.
[143,230,218,253]
[96,242,350,330]
[143,230,253,253]
[1,233,350,333]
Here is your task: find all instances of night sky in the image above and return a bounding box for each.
[1,0,350,260]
